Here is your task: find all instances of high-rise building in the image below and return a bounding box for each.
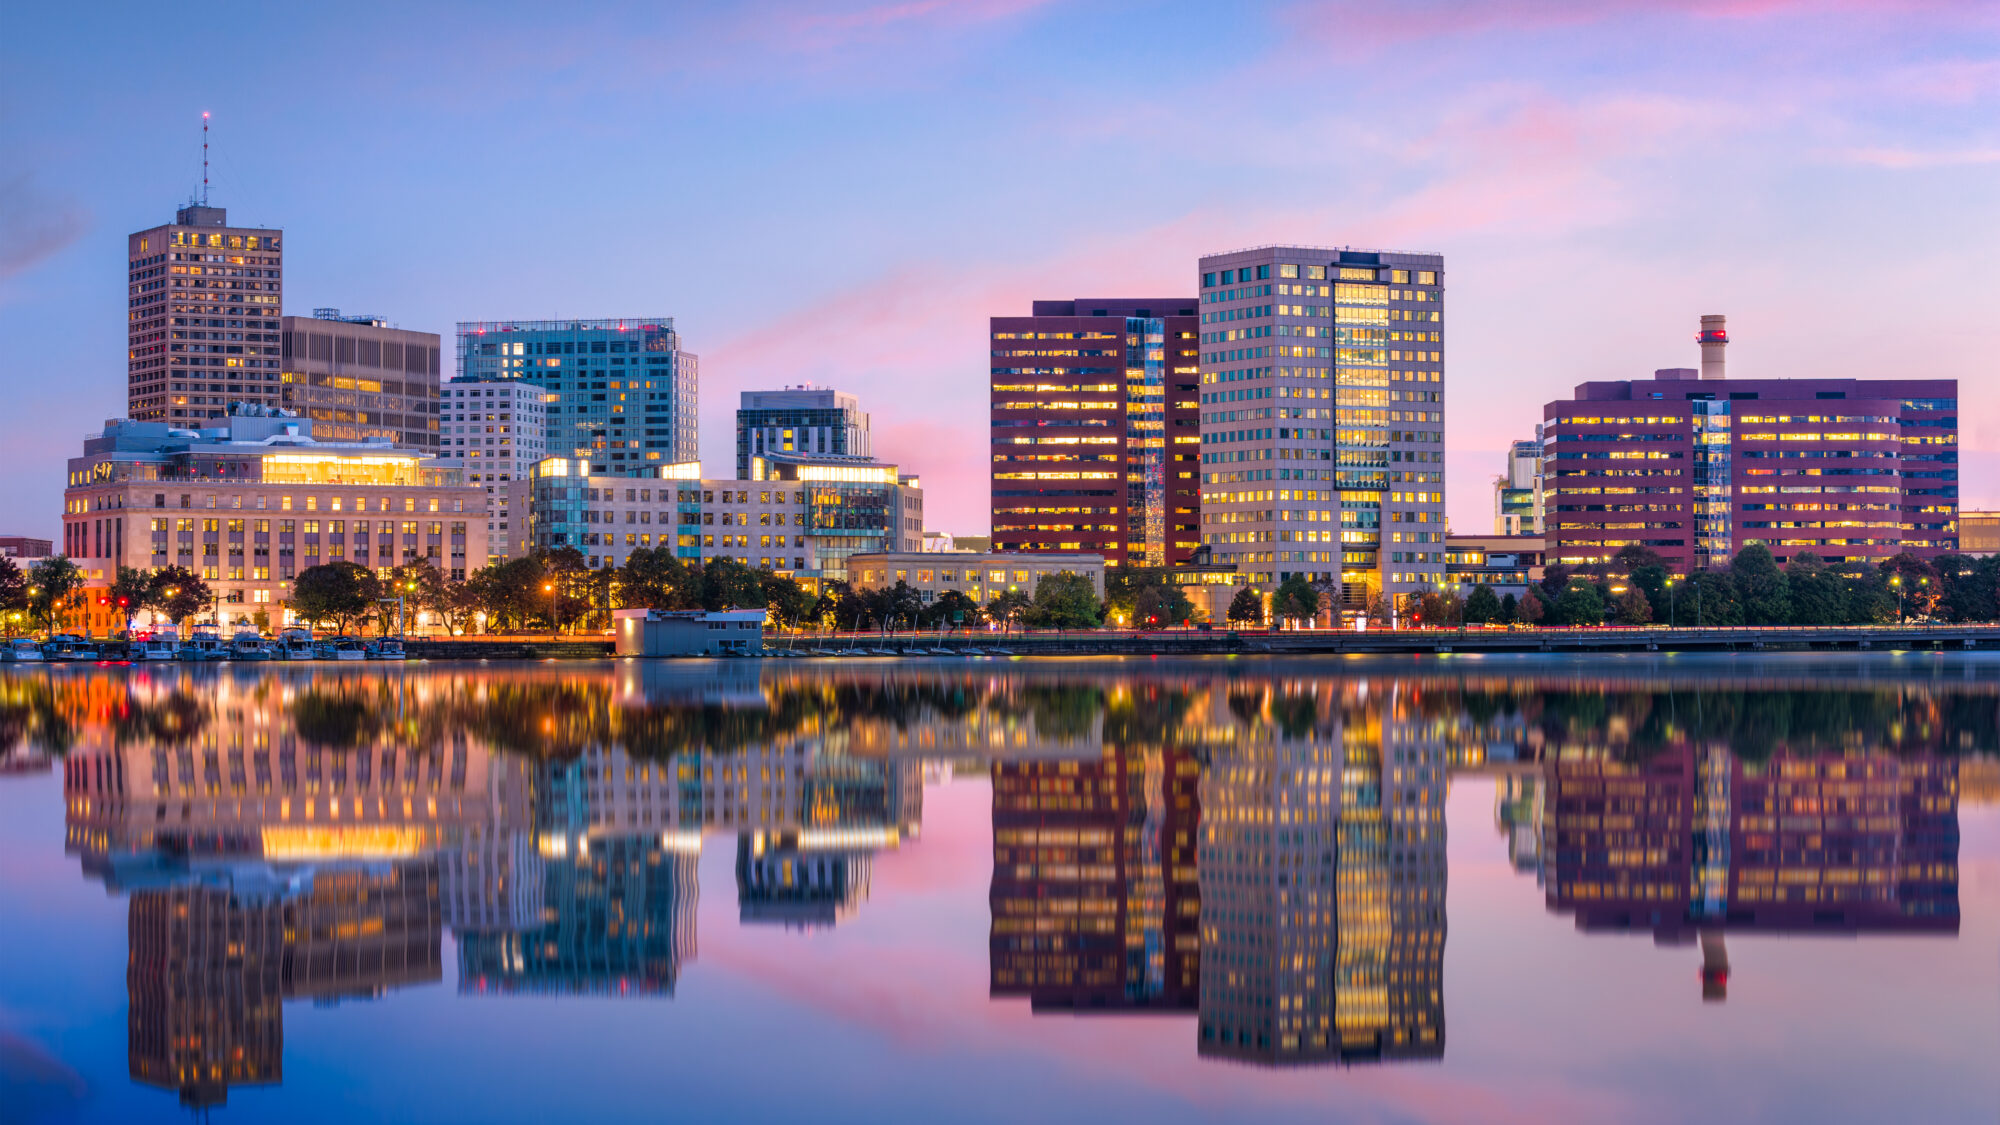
[989,299,1202,568]
[736,387,870,480]
[455,319,697,475]
[1195,247,1446,614]
[437,379,550,562]
[277,310,441,452]
[128,205,284,424]
[1494,429,1543,535]
[1541,316,1957,570]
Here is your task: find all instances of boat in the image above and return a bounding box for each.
[42,635,97,662]
[367,638,407,660]
[2,638,42,663]
[179,632,227,661]
[319,636,368,661]
[277,629,317,660]
[132,634,181,661]
[229,632,273,660]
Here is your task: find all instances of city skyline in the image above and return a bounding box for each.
[6,2,1997,545]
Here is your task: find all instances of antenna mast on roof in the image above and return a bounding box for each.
[201,112,210,205]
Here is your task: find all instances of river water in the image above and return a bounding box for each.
[1,654,1996,1123]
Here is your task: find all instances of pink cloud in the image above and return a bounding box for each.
[1282,0,1981,50]
[1834,146,2000,168]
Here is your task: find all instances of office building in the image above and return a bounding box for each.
[60,406,485,632]
[989,298,1202,567]
[1959,511,2000,554]
[1444,533,1543,602]
[0,536,52,559]
[455,318,697,474]
[276,310,442,452]
[437,379,550,561]
[128,204,284,424]
[1542,317,1957,570]
[846,551,1105,606]
[1195,247,1446,614]
[514,453,922,582]
[1494,429,1544,534]
[736,387,869,480]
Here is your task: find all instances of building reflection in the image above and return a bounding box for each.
[7,660,1990,1094]
[126,859,441,1108]
[989,683,1203,1013]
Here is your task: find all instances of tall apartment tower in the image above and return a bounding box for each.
[128,205,284,423]
[1494,429,1544,535]
[278,310,441,452]
[989,299,1201,568]
[736,387,870,479]
[1195,247,1444,613]
[455,319,697,476]
[437,378,551,562]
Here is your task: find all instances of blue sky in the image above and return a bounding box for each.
[3,0,1997,538]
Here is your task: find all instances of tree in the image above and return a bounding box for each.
[1227,587,1264,627]
[1499,591,1519,624]
[1554,579,1605,626]
[28,556,83,635]
[1613,585,1654,625]
[1880,552,1939,621]
[869,581,924,633]
[1731,543,1790,625]
[1682,569,1742,627]
[544,547,590,632]
[145,566,210,629]
[699,557,765,612]
[1520,589,1546,625]
[1271,575,1320,628]
[1132,583,1195,628]
[760,571,816,629]
[432,581,483,636]
[621,547,700,610]
[381,560,443,635]
[1931,553,1996,624]
[1537,564,1573,604]
[988,588,1033,631]
[1784,552,1843,625]
[290,562,374,633]
[923,589,982,630]
[0,557,25,634]
[467,557,548,632]
[1025,572,1103,630]
[1463,584,1502,625]
[104,567,152,636]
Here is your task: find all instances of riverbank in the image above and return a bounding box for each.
[391,624,2000,660]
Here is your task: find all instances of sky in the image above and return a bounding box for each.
[2,0,1997,542]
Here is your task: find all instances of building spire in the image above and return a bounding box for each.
[201,112,210,205]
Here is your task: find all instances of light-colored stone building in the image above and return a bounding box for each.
[846,551,1105,606]
[60,406,485,632]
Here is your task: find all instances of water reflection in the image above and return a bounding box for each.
[1,658,1982,1109]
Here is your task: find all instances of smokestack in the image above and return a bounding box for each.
[1697,314,1728,381]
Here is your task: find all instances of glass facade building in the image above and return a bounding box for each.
[736,387,870,480]
[1196,247,1446,613]
[455,318,696,476]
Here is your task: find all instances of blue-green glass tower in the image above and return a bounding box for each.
[455,318,697,476]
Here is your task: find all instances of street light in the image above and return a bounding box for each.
[1891,574,1904,624]
[544,582,557,640]
[1665,576,1676,628]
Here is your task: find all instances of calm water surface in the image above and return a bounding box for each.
[2,654,1997,1124]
